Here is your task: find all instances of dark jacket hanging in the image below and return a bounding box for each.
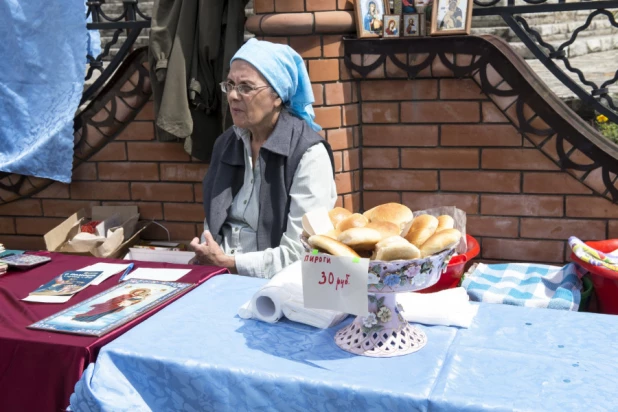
[148,0,248,161]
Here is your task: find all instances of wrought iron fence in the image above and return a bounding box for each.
[473,0,618,125]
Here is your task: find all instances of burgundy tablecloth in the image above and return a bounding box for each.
[0,252,228,412]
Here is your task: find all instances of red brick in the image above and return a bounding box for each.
[343,192,361,212]
[275,0,304,12]
[333,151,343,172]
[335,171,354,194]
[441,171,520,193]
[70,182,130,200]
[164,203,205,222]
[401,102,480,123]
[314,106,342,129]
[364,170,438,191]
[362,102,399,123]
[482,102,509,123]
[131,183,194,202]
[482,238,565,263]
[566,196,618,219]
[609,220,618,238]
[262,36,289,45]
[309,59,340,82]
[0,217,15,234]
[481,195,563,216]
[194,184,203,203]
[323,35,344,57]
[520,218,606,240]
[401,148,479,169]
[402,193,479,214]
[98,162,159,181]
[135,102,154,121]
[102,202,163,220]
[523,173,592,194]
[312,83,324,106]
[338,0,354,9]
[254,0,275,13]
[360,80,437,101]
[141,222,197,241]
[73,163,98,180]
[353,171,361,191]
[306,0,336,11]
[90,142,127,161]
[117,121,155,141]
[33,183,70,199]
[127,142,191,161]
[363,148,399,169]
[42,200,100,217]
[335,196,344,208]
[439,79,484,100]
[467,215,519,238]
[325,82,353,105]
[342,104,359,126]
[0,199,42,216]
[363,125,438,146]
[342,148,359,171]
[363,191,401,210]
[160,163,209,182]
[441,125,522,146]
[15,217,64,235]
[289,36,321,58]
[481,149,559,170]
[1,235,45,250]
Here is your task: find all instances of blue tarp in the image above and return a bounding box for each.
[0,0,87,183]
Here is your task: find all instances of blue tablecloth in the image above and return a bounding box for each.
[71,275,618,412]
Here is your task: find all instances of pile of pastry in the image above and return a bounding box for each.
[302,203,462,261]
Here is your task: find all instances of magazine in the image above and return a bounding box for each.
[29,270,103,296]
[28,279,194,337]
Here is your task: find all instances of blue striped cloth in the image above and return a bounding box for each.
[462,263,582,311]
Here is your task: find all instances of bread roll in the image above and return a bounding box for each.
[363,203,414,236]
[419,228,462,257]
[308,235,360,258]
[323,229,340,240]
[436,215,455,233]
[405,214,439,247]
[328,207,352,228]
[338,227,382,250]
[336,213,368,232]
[365,221,400,240]
[376,235,409,248]
[375,242,421,261]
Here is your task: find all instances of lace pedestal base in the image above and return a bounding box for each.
[334,293,427,357]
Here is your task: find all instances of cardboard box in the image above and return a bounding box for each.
[44,206,148,259]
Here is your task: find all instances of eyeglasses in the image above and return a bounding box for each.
[219,81,271,96]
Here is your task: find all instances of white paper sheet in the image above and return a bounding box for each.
[22,295,72,303]
[123,268,191,282]
[79,263,132,285]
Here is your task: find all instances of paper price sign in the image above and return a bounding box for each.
[301,251,369,317]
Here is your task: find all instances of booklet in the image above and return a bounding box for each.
[28,279,194,337]
[29,270,103,296]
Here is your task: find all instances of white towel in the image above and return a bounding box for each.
[397,287,478,328]
[238,261,348,329]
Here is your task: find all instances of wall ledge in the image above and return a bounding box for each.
[246,11,355,36]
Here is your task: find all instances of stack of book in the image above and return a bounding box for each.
[0,243,5,254]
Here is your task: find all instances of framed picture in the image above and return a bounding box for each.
[28,279,194,337]
[383,15,401,38]
[354,0,390,38]
[430,0,473,36]
[403,14,420,37]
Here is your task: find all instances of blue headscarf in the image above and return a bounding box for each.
[230,38,321,132]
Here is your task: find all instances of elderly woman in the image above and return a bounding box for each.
[189,39,337,278]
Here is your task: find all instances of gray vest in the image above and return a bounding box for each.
[202,111,334,250]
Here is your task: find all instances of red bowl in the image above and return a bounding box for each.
[569,239,618,314]
[420,234,480,294]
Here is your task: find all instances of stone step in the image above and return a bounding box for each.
[510,33,618,59]
[472,8,608,28]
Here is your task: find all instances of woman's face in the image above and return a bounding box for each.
[226,60,282,130]
[369,3,375,13]
[389,21,395,29]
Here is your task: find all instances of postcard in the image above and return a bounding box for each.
[28,279,194,337]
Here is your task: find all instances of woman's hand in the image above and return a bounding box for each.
[190,231,236,270]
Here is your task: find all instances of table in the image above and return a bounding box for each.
[70,274,618,411]
[0,252,227,412]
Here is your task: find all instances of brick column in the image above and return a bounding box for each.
[247,0,361,211]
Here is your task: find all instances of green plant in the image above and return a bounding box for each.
[595,114,618,144]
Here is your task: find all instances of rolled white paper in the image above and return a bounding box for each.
[397,287,478,328]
